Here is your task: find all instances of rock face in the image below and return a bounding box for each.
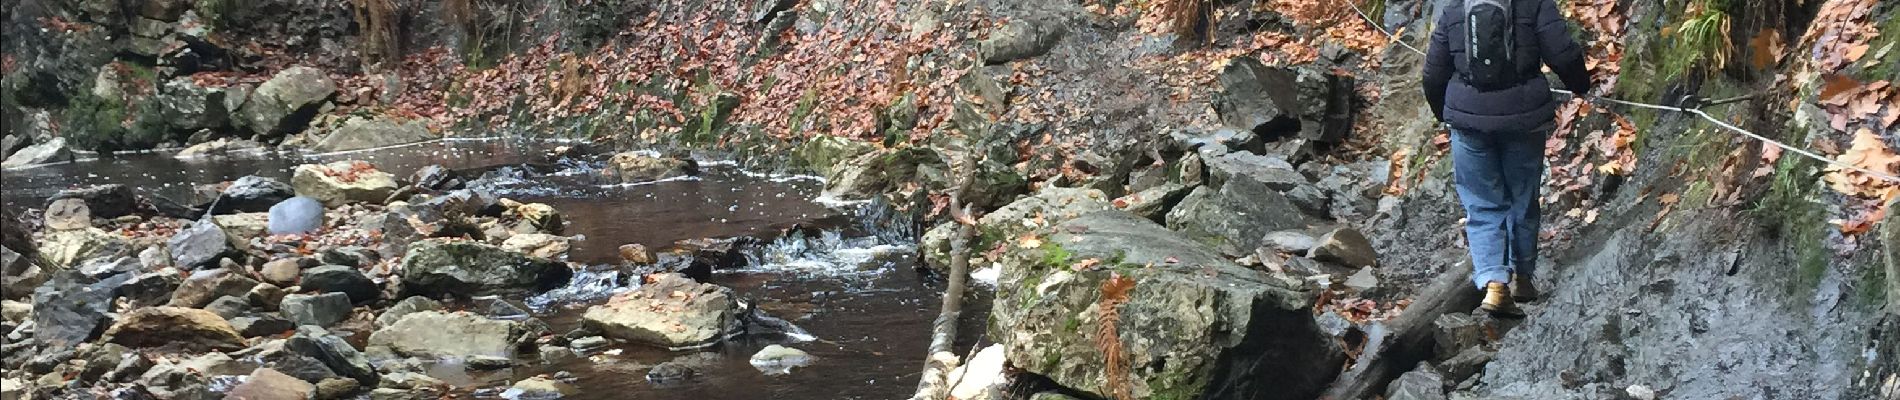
[367,311,524,359]
[313,116,436,152]
[167,219,231,269]
[605,151,695,183]
[102,307,246,351]
[212,176,295,214]
[239,66,336,137]
[400,240,572,297]
[292,161,399,206]
[1,137,74,168]
[1386,363,1449,400]
[582,273,741,348]
[991,211,1342,400]
[269,196,327,235]
[825,147,950,201]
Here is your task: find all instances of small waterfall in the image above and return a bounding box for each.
[526,268,631,312]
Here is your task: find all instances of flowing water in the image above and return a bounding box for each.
[0,140,990,400]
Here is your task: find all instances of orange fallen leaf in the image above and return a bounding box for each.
[1819,74,1860,107]
[1824,127,1900,197]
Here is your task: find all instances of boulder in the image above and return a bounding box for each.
[991,211,1342,400]
[175,138,267,159]
[227,368,317,400]
[618,243,654,264]
[399,240,572,297]
[374,296,442,328]
[269,196,327,235]
[292,161,399,206]
[1384,363,1449,400]
[214,212,272,243]
[230,314,297,337]
[409,165,465,193]
[212,176,296,214]
[285,326,378,386]
[1213,58,1352,142]
[0,247,43,300]
[1432,312,1486,360]
[1,137,74,168]
[503,201,564,234]
[504,376,577,399]
[367,311,525,359]
[168,219,231,269]
[581,273,741,348]
[282,293,353,327]
[922,187,1113,271]
[50,184,139,218]
[119,269,183,308]
[647,352,720,383]
[157,78,229,132]
[604,151,695,183]
[260,257,309,286]
[1309,227,1378,268]
[791,135,875,176]
[43,198,92,231]
[249,282,288,310]
[947,344,1006,400]
[501,233,570,259]
[824,147,949,201]
[1262,230,1320,255]
[980,17,1066,64]
[239,66,336,137]
[33,272,131,348]
[102,307,245,351]
[1203,151,1307,192]
[300,265,380,303]
[1166,177,1310,257]
[169,269,258,308]
[749,344,814,375]
[1111,183,1195,223]
[312,116,436,152]
[39,227,132,268]
[76,256,140,278]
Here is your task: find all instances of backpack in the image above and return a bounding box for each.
[1462,0,1527,91]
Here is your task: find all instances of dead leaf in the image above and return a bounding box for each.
[1660,193,1681,206]
[1824,128,1900,197]
[1819,74,1860,107]
[1017,234,1044,249]
[1748,29,1785,69]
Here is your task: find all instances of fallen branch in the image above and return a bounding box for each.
[910,151,982,400]
[1323,262,1480,399]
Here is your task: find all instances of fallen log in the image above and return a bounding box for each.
[1323,262,1481,399]
[909,153,981,400]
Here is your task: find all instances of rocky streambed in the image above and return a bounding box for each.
[0,140,985,400]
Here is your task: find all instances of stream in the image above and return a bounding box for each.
[0,139,991,400]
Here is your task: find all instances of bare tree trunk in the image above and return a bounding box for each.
[910,153,981,400]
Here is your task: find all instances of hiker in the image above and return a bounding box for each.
[1422,0,1594,316]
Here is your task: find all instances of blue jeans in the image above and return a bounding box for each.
[1451,128,1546,289]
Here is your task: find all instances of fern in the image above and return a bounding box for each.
[1096,272,1138,400]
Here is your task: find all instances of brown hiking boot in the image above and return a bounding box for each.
[1481,282,1526,318]
[1510,274,1538,302]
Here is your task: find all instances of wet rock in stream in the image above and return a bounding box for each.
[399,239,573,297]
[581,273,741,348]
[368,310,529,361]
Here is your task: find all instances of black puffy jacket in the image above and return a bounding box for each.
[1423,0,1594,134]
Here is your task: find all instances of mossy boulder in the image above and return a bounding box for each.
[237,66,335,138]
[990,211,1342,400]
[791,135,875,176]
